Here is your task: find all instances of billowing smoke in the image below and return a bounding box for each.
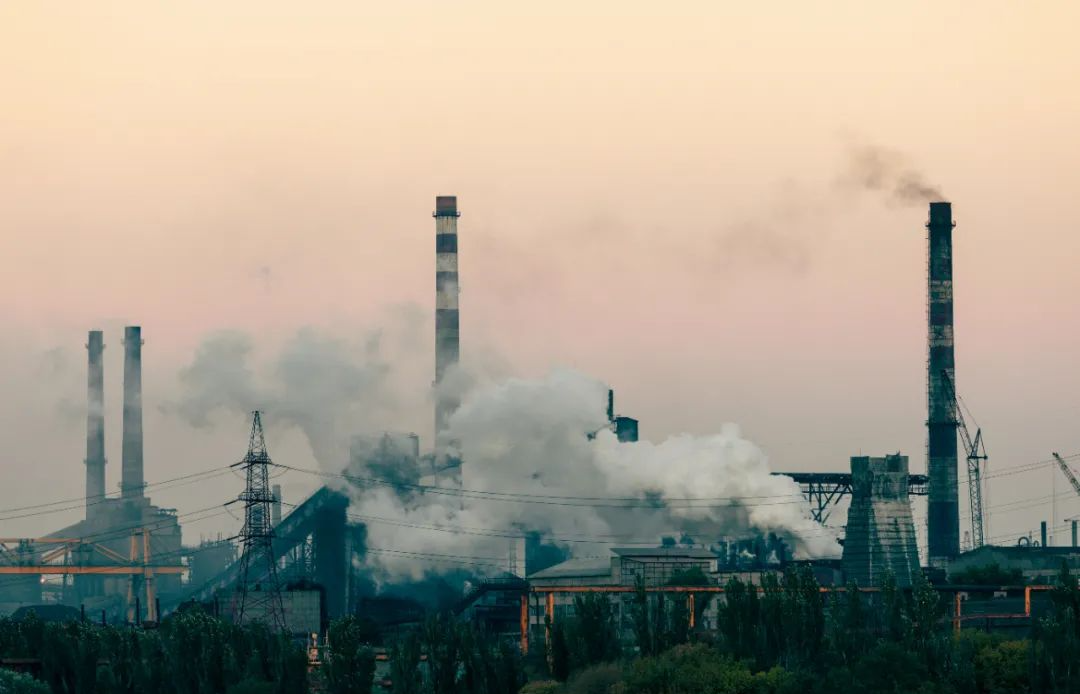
[840,143,944,204]
[350,369,839,583]
[165,325,410,466]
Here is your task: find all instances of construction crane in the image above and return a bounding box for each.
[940,371,989,548]
[1052,453,1080,497]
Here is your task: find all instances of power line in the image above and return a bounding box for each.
[0,467,233,521]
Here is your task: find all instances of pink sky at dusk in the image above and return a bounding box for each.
[1,2,1079,548]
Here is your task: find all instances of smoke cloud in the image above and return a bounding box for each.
[349,369,839,583]
[840,143,944,204]
[166,323,418,467]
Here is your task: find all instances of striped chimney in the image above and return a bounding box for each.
[926,202,959,564]
[434,196,461,439]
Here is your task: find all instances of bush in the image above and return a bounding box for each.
[950,564,1023,586]
[565,663,622,694]
[626,644,762,694]
[0,669,50,694]
[519,681,561,694]
[226,678,277,694]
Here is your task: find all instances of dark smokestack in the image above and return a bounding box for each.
[121,326,144,500]
[85,331,106,517]
[434,196,461,439]
[271,484,282,525]
[926,202,959,564]
[1041,520,1048,548]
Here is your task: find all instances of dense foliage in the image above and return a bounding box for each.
[951,564,1025,586]
[0,608,307,694]
[6,563,1080,693]
[532,564,1080,694]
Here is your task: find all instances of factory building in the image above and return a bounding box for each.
[606,389,639,443]
[6,326,186,621]
[949,545,1080,585]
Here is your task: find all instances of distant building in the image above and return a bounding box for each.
[223,588,322,636]
[949,545,1080,585]
[527,547,724,638]
[605,389,639,443]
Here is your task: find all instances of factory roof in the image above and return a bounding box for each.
[958,545,1080,558]
[528,557,612,580]
[611,547,717,559]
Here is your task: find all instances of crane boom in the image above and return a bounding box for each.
[1053,453,1080,498]
[940,371,988,548]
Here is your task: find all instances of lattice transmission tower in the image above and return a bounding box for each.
[233,411,286,631]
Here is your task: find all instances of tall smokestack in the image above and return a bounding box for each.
[271,484,282,525]
[85,331,106,518]
[434,196,461,439]
[926,202,959,564]
[121,326,145,501]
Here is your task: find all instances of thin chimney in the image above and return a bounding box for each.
[121,326,145,500]
[85,331,106,517]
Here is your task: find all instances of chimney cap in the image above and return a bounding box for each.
[927,201,954,228]
[434,196,459,217]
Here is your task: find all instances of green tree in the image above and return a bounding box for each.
[389,633,423,694]
[950,564,1024,586]
[569,593,619,668]
[548,619,571,682]
[422,614,462,694]
[325,616,377,694]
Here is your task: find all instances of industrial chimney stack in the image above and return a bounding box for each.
[121,326,145,501]
[85,330,106,518]
[434,196,461,439]
[926,202,960,564]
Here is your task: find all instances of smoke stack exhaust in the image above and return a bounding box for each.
[85,331,106,517]
[926,202,959,564]
[434,196,461,439]
[121,326,145,501]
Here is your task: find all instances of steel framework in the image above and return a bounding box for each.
[232,411,286,631]
[776,472,930,524]
[0,530,181,622]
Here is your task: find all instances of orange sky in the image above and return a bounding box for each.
[1,2,1079,546]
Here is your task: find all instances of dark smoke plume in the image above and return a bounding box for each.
[840,143,944,204]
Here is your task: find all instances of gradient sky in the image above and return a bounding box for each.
[1,2,1079,550]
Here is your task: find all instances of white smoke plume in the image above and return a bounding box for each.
[165,323,417,467]
[351,369,839,583]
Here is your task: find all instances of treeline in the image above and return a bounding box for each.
[5,564,1080,693]
[539,565,1080,694]
[0,608,524,694]
[0,609,308,694]
[325,614,525,694]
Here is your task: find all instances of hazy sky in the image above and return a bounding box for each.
[1,2,1079,550]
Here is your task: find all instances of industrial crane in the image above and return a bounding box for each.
[940,371,989,548]
[1052,453,1080,498]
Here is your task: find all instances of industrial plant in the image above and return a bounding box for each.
[1,195,1077,642]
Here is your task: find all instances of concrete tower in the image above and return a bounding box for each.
[842,454,921,586]
[121,326,145,501]
[85,330,106,517]
[926,202,959,564]
[434,196,461,439]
